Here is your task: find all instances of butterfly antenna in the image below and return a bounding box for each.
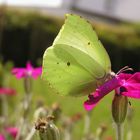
[116,66,133,75]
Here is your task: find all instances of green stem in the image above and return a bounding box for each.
[116,123,123,140]
[82,111,91,140]
[15,93,32,140]
[0,95,8,118]
[127,129,132,140]
[15,77,32,140]
[84,112,91,135]
[25,127,36,140]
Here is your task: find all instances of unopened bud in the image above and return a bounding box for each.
[51,103,61,122]
[35,116,60,140]
[112,93,128,124]
[34,107,48,121]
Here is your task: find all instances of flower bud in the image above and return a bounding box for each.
[112,92,128,124]
[35,116,60,140]
[34,107,48,121]
[51,103,61,123]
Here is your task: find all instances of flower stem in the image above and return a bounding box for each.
[126,106,133,140]
[0,95,8,119]
[25,127,36,140]
[83,111,91,136]
[116,123,123,140]
[82,111,91,140]
[15,77,32,140]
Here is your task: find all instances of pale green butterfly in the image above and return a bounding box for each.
[42,14,112,96]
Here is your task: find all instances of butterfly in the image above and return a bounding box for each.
[42,14,112,96]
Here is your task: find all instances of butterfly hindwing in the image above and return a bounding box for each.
[42,44,98,96]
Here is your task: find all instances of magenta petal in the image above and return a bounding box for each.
[35,67,42,74]
[118,73,132,80]
[125,83,140,91]
[32,67,42,79]
[15,71,26,79]
[84,93,103,111]
[122,90,140,98]
[26,61,33,71]
[121,72,140,98]
[12,68,26,79]
[127,72,140,83]
[12,68,25,74]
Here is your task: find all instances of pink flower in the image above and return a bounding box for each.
[118,73,140,98]
[0,88,16,95]
[84,72,140,111]
[12,61,42,79]
[5,127,18,138]
[0,134,5,140]
[0,127,18,140]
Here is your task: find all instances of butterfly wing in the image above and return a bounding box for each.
[42,14,111,96]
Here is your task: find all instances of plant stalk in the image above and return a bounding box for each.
[82,111,91,140]
[15,77,32,140]
[0,95,8,119]
[116,123,123,140]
